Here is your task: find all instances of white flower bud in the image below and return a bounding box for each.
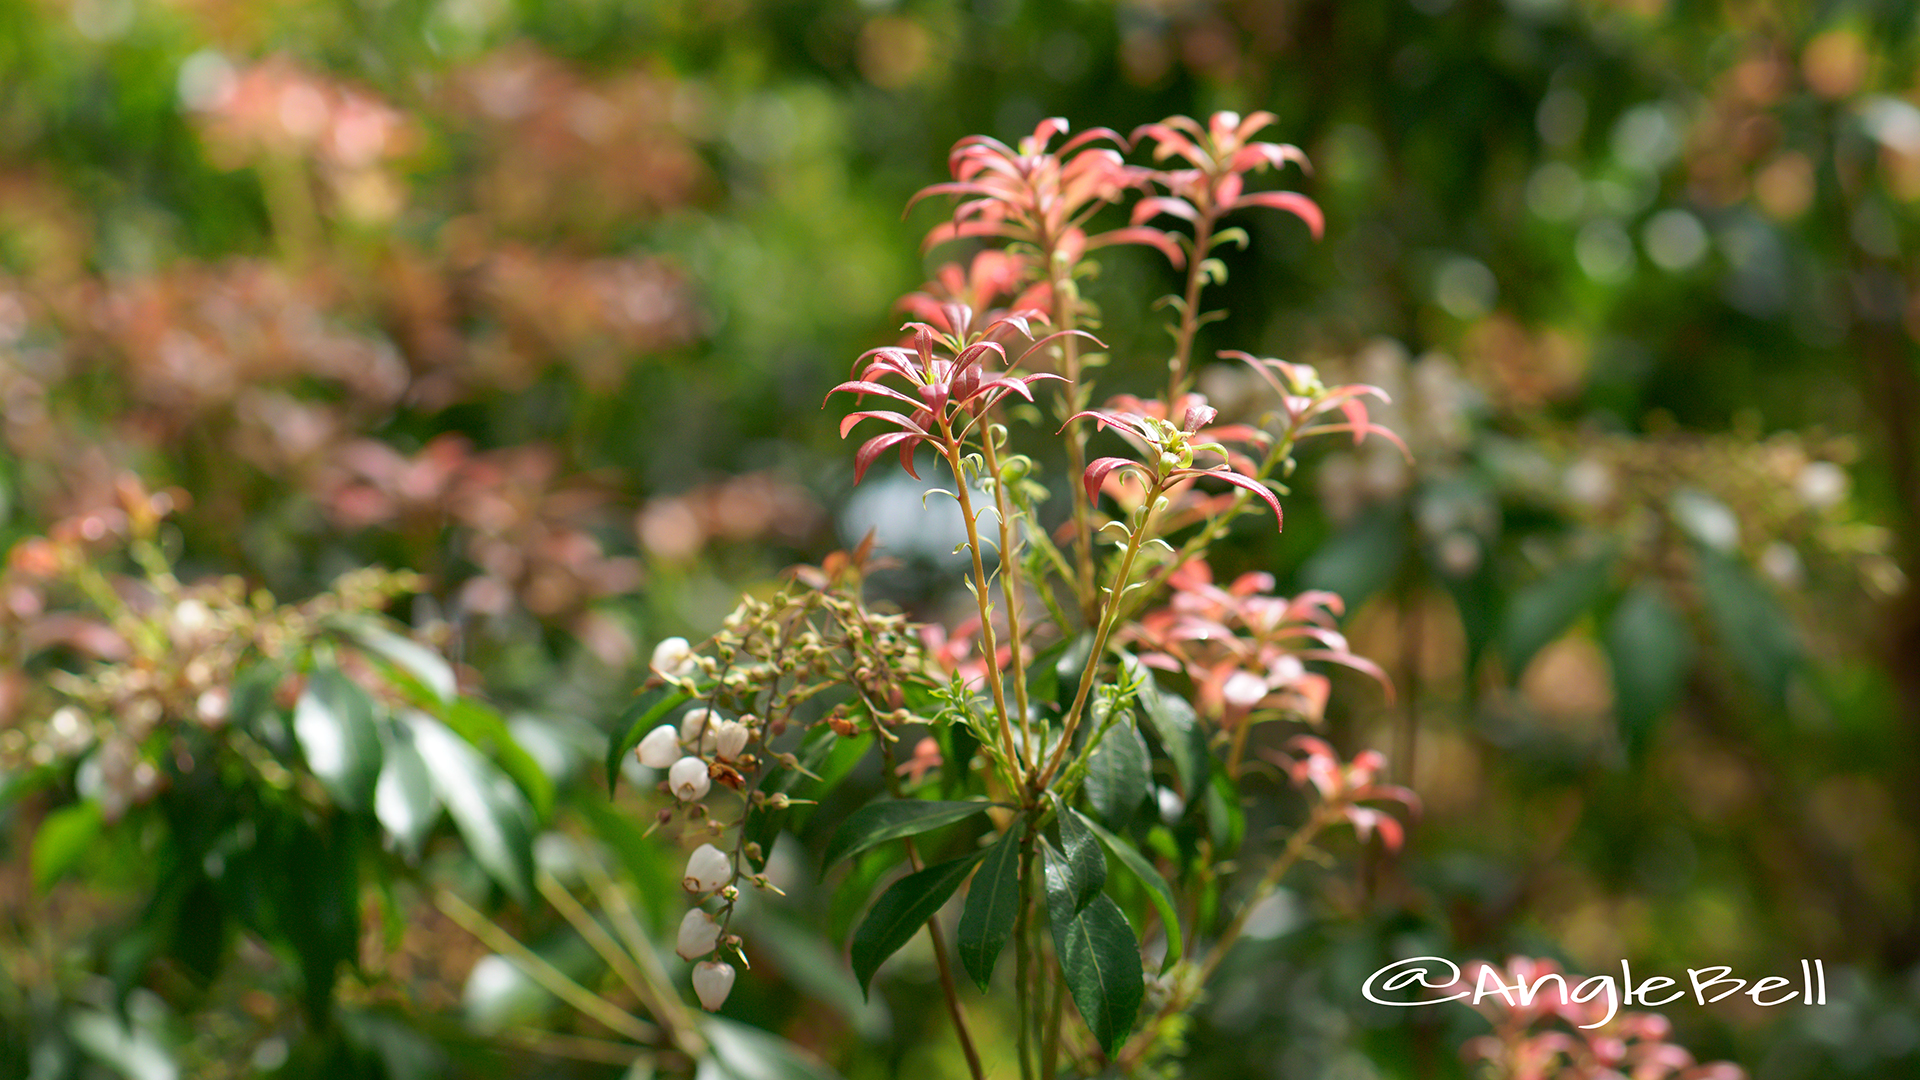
[676,908,722,960]
[692,960,736,1011]
[713,719,749,761]
[650,637,698,680]
[679,707,718,752]
[668,756,712,801]
[636,724,681,768]
[683,843,731,894]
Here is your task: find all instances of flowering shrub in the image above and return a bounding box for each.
[611,114,1415,1078]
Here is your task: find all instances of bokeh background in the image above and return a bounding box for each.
[2,0,1917,1077]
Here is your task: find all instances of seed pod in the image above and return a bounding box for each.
[693,960,736,1011]
[676,908,722,960]
[682,843,730,894]
[636,724,681,768]
[669,756,712,801]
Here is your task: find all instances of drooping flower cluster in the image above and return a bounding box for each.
[629,562,937,1011]
[1453,957,1747,1080]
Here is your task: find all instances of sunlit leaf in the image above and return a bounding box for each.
[849,852,984,997]
[295,663,384,813]
[819,799,997,874]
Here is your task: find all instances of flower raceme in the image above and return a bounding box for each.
[1071,401,1285,530]
[828,314,1091,483]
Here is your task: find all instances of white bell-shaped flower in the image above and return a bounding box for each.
[713,719,749,761]
[676,908,723,960]
[692,960,736,1011]
[679,707,719,753]
[683,843,731,894]
[668,756,712,801]
[636,724,681,768]
[650,637,698,680]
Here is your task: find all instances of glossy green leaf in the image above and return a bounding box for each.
[1501,551,1615,681]
[849,852,984,997]
[374,723,440,857]
[1605,585,1695,761]
[1046,890,1143,1058]
[1125,655,1206,800]
[1074,810,1182,970]
[411,713,536,905]
[819,799,996,875]
[294,663,384,813]
[444,697,555,821]
[1046,802,1106,917]
[32,798,103,891]
[956,820,1025,990]
[606,687,692,795]
[1085,714,1150,830]
[337,616,456,703]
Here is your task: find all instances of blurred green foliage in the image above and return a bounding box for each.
[1,0,1917,1078]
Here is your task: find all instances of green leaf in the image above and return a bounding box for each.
[1053,632,1096,712]
[444,697,555,821]
[32,798,103,891]
[1073,811,1182,970]
[849,852,984,998]
[294,663,384,812]
[819,799,996,875]
[1604,585,1695,761]
[1046,803,1106,917]
[336,616,456,703]
[1501,551,1615,681]
[1125,655,1206,800]
[702,1016,848,1080]
[374,723,440,858]
[1046,891,1144,1057]
[1695,551,1800,705]
[956,820,1025,990]
[410,713,536,905]
[1085,715,1150,830]
[606,687,693,795]
[1204,768,1245,853]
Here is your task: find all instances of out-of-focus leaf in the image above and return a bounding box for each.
[1696,551,1800,705]
[412,714,536,905]
[1046,802,1106,917]
[294,663,384,813]
[1053,632,1096,711]
[819,799,996,874]
[957,819,1024,990]
[1605,585,1695,761]
[375,722,440,857]
[739,907,890,1038]
[607,686,693,795]
[1204,769,1245,853]
[336,615,456,703]
[277,815,361,1020]
[1298,504,1405,610]
[849,852,984,997]
[444,697,555,820]
[1045,887,1143,1058]
[69,1001,178,1080]
[1075,810,1182,970]
[1085,714,1150,830]
[1501,551,1614,681]
[700,1016,847,1080]
[31,798,102,892]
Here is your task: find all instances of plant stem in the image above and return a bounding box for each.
[940,426,1024,783]
[1035,485,1158,793]
[1048,264,1099,624]
[1165,214,1218,406]
[979,423,1037,781]
[884,733,987,1080]
[1014,832,1038,1080]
